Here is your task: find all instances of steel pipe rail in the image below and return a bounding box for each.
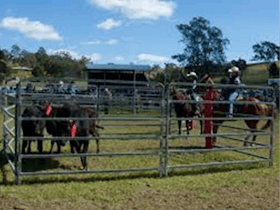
[168,116,273,121]
[215,145,269,160]
[169,99,276,106]
[219,135,267,146]
[21,150,160,159]
[168,131,271,139]
[214,124,266,132]
[167,159,268,170]
[20,167,160,176]
[1,78,275,184]
[171,82,276,91]
[20,134,161,140]
[168,144,268,154]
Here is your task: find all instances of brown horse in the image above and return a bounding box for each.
[210,90,274,145]
[171,88,203,135]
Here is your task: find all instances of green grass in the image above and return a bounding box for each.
[0,64,279,209]
[214,62,279,85]
[241,61,280,85]
[0,105,278,209]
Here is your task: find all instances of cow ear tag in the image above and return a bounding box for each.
[71,124,77,137]
[46,106,52,116]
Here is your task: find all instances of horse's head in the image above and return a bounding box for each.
[171,87,189,101]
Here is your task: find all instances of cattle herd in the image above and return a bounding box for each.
[21,100,104,169]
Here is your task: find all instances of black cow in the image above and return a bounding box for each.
[56,102,90,169]
[70,107,90,169]
[45,102,104,169]
[46,105,70,154]
[21,105,46,154]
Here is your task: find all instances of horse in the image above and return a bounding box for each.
[171,87,203,135]
[211,93,274,145]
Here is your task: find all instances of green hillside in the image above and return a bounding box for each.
[242,61,279,85]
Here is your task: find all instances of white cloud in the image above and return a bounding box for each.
[97,18,122,30]
[80,40,101,45]
[106,39,118,45]
[0,17,62,41]
[88,0,176,20]
[48,49,101,62]
[115,56,124,61]
[89,53,101,62]
[137,53,169,63]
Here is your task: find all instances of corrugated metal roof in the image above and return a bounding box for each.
[12,66,33,71]
[85,63,152,71]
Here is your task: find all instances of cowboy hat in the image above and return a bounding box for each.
[187,72,198,78]
[231,66,240,72]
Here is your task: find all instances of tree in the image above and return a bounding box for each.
[172,17,230,75]
[276,46,280,61]
[251,41,279,63]
[11,44,21,61]
[37,47,47,56]
[32,65,45,77]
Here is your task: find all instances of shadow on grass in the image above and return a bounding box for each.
[21,152,60,173]
[0,148,268,186]
[8,162,267,186]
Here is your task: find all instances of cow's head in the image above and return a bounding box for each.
[38,100,53,116]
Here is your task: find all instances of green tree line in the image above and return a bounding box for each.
[0,45,88,79]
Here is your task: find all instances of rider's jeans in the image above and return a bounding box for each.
[229,92,239,115]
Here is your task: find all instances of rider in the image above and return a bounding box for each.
[185,71,200,115]
[227,66,242,118]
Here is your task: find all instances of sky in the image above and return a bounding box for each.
[0,0,278,67]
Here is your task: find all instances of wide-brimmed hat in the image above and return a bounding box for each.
[187,72,198,78]
[231,66,240,72]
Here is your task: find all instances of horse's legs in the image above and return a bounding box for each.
[178,119,182,135]
[245,120,258,146]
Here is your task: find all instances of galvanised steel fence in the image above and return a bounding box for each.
[0,78,276,184]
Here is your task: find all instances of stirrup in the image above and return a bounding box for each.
[227,114,233,118]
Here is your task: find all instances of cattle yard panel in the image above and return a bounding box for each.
[97,81,164,115]
[1,91,17,176]
[1,78,276,184]
[165,82,276,176]
[11,79,166,184]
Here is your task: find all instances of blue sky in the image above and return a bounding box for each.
[0,0,278,67]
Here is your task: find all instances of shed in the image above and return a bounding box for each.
[85,63,152,88]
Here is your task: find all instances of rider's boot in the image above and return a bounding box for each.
[227,103,233,118]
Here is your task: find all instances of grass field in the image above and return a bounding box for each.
[0,104,279,209]
[0,62,279,209]
[213,61,279,85]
